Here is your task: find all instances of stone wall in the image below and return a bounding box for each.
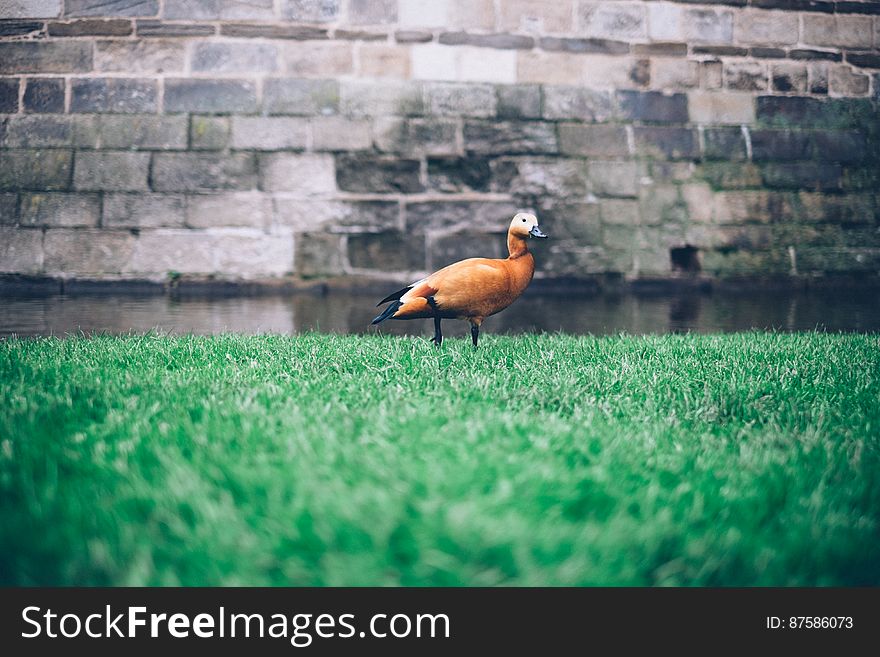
[1,0,878,287]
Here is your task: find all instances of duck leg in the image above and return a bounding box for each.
[427,296,442,347]
[470,318,482,348]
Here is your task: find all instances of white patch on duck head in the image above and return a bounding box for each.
[510,212,541,238]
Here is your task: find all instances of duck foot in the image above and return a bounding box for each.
[471,324,479,348]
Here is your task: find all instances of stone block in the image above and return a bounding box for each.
[0,20,44,36]
[0,79,19,113]
[711,190,791,224]
[495,157,589,198]
[749,129,813,161]
[734,9,798,45]
[125,229,213,276]
[411,43,516,84]
[65,0,157,16]
[283,42,352,77]
[496,85,541,119]
[803,14,874,49]
[587,160,642,198]
[273,199,400,233]
[651,58,699,90]
[681,183,714,223]
[73,151,150,191]
[577,1,646,40]
[19,193,99,227]
[425,83,496,117]
[23,78,64,113]
[615,90,688,123]
[311,117,372,151]
[771,63,808,93]
[703,127,748,161]
[537,201,602,243]
[282,0,340,22]
[543,86,613,121]
[230,116,309,150]
[688,92,754,124]
[0,1,60,18]
[151,153,257,191]
[349,0,396,24]
[70,78,158,114]
[558,124,630,157]
[259,153,335,194]
[829,65,870,95]
[439,32,534,50]
[0,227,43,274]
[405,201,522,232]
[94,39,185,74]
[724,61,767,91]
[0,42,92,74]
[517,52,645,89]
[264,78,338,116]
[103,193,185,228]
[135,21,215,37]
[44,228,135,274]
[697,162,763,190]
[47,18,131,35]
[164,79,258,114]
[295,233,345,277]
[463,121,557,155]
[335,155,422,193]
[191,42,278,74]
[340,81,425,117]
[633,127,699,159]
[359,44,411,80]
[761,162,843,191]
[373,117,458,155]
[498,0,572,33]
[190,116,229,150]
[0,194,16,224]
[428,232,505,270]
[0,116,78,148]
[213,229,294,279]
[0,150,72,191]
[426,157,492,193]
[185,192,268,228]
[809,63,829,95]
[348,232,424,272]
[683,8,733,44]
[90,115,188,149]
[811,130,870,164]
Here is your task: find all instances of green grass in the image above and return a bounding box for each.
[1,332,878,586]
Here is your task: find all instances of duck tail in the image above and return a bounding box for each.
[371,300,402,325]
[376,285,412,307]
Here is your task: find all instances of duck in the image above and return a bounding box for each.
[371,212,548,347]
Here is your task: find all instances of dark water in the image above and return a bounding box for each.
[2,289,879,338]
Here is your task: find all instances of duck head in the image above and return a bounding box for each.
[509,212,548,239]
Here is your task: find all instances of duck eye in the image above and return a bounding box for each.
[522,218,526,222]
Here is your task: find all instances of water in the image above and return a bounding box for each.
[2,288,879,338]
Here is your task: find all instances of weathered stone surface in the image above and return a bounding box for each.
[750,47,786,59]
[135,21,214,36]
[440,31,533,50]
[703,127,748,161]
[540,36,630,54]
[496,85,541,119]
[828,65,870,95]
[796,192,876,223]
[348,232,423,271]
[496,157,589,198]
[537,201,602,243]
[544,87,613,121]
[405,201,522,232]
[845,52,880,69]
[273,199,399,233]
[0,20,44,36]
[0,42,92,74]
[48,18,131,35]
[191,42,278,74]
[164,79,258,114]
[220,23,327,39]
[88,115,187,149]
[771,63,808,93]
[712,190,794,225]
[698,162,763,190]
[638,185,686,226]
[395,30,433,43]
[65,0,157,17]
[213,229,294,278]
[70,78,158,113]
[688,92,754,124]
[335,155,422,193]
[426,83,496,117]
[426,157,491,193]
[633,127,699,159]
[761,162,843,191]
[283,42,352,77]
[190,116,229,150]
[811,130,870,164]
[295,233,344,277]
[373,117,458,155]
[44,229,136,274]
[340,81,425,116]
[750,129,813,161]
[94,39,185,74]
[230,116,309,150]
[803,14,874,48]
[0,194,17,224]
[616,90,688,123]
[587,160,643,198]
[577,1,646,39]
[283,0,340,22]
[164,0,274,20]
[311,117,372,151]
[651,58,699,89]
[558,124,630,157]
[789,49,842,62]
[428,232,505,269]
[0,79,19,113]
[681,183,715,223]
[358,44,410,79]
[125,229,213,275]
[103,193,185,228]
[185,192,268,228]
[264,79,338,116]
[724,61,768,91]
[22,78,64,113]
[735,9,798,45]
[19,193,99,227]
[463,121,557,155]
[0,150,72,191]
[0,227,43,274]
[349,0,397,24]
[411,42,517,84]
[73,151,149,191]
[152,153,257,191]
[499,0,572,33]
[0,116,76,148]
[0,1,60,18]
[809,63,829,94]
[259,153,335,193]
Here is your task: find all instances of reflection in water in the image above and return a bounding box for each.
[1,289,879,338]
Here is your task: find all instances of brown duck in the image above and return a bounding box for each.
[371,212,548,347]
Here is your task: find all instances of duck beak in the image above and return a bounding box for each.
[529,225,548,239]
